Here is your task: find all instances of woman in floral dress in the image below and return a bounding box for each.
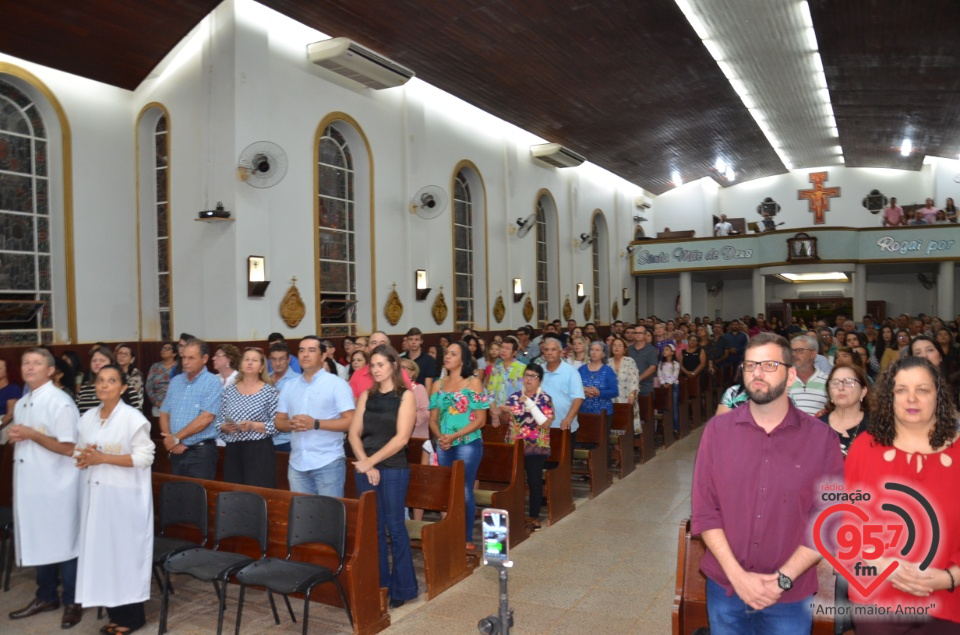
[501,363,554,531]
[429,341,489,549]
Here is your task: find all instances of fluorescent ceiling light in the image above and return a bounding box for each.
[672,170,683,187]
[901,138,912,157]
[778,272,849,283]
[674,0,843,171]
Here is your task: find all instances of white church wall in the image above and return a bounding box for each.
[649,165,936,238]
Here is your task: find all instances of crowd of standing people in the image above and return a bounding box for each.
[3,309,960,632]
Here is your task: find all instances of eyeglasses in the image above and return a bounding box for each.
[741,360,790,373]
[791,348,815,354]
[829,378,862,389]
[522,373,540,380]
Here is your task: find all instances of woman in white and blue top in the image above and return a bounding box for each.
[215,347,279,488]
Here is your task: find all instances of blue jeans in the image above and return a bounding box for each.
[437,437,483,542]
[355,469,418,601]
[706,578,812,635]
[288,457,346,498]
[36,558,77,604]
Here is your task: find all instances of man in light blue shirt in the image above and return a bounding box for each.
[275,335,355,497]
[539,335,584,434]
[268,342,301,453]
[159,339,222,479]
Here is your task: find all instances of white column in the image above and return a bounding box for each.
[752,269,765,316]
[679,271,692,317]
[646,277,655,319]
[853,264,867,320]
[939,262,955,318]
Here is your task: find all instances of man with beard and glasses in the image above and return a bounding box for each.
[691,333,843,635]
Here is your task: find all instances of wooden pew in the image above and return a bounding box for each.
[609,402,635,479]
[635,393,657,464]
[654,385,676,448]
[543,428,575,525]
[676,376,696,438]
[572,412,610,498]
[481,421,509,444]
[474,441,528,548]
[151,473,389,635]
[702,372,717,417]
[672,519,836,635]
[687,374,703,430]
[402,462,471,600]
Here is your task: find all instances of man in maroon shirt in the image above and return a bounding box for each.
[692,332,843,634]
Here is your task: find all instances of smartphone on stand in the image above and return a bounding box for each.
[482,509,509,566]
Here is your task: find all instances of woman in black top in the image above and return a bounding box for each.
[347,345,418,609]
[680,333,707,389]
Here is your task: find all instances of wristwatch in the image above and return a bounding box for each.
[172,436,180,445]
[314,419,320,430]
[777,570,793,591]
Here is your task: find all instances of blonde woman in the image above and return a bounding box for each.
[566,335,588,369]
[214,348,278,488]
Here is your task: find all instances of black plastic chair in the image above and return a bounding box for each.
[233,495,351,635]
[0,506,13,592]
[159,491,268,635]
[153,481,209,593]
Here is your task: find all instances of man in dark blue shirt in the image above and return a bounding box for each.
[717,320,748,370]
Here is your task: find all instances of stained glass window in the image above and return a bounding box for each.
[454,171,473,331]
[536,200,549,325]
[318,125,356,337]
[592,218,601,313]
[0,78,52,346]
[155,114,171,341]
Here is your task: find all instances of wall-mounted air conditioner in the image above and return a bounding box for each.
[307,38,414,90]
[530,143,586,168]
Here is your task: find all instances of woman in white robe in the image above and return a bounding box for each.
[75,365,155,634]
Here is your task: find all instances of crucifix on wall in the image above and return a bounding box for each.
[798,171,840,225]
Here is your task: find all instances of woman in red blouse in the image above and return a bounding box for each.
[845,356,960,633]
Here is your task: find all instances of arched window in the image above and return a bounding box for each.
[318,124,356,336]
[535,191,559,325]
[535,200,549,325]
[154,114,171,340]
[0,78,52,345]
[592,220,601,310]
[590,211,610,323]
[453,170,473,330]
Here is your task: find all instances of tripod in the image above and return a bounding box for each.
[477,561,514,634]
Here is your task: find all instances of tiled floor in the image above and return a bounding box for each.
[0,427,700,634]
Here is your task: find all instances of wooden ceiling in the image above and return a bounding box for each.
[2,1,956,194]
[810,0,960,171]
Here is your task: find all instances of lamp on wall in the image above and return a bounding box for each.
[576,283,586,304]
[513,278,524,303]
[415,269,431,301]
[247,255,270,297]
[622,287,631,305]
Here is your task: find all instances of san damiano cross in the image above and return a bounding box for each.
[798,172,840,225]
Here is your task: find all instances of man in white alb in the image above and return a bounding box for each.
[8,348,84,628]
